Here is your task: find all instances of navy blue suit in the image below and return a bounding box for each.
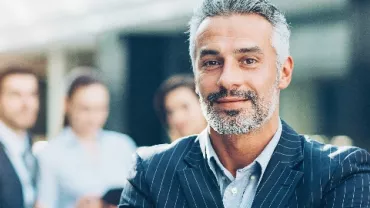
[119,121,370,207]
[0,143,25,208]
[0,137,37,208]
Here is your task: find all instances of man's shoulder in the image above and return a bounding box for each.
[303,136,369,165]
[133,135,199,171]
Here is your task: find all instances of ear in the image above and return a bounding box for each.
[278,56,294,90]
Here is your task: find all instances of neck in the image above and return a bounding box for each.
[209,112,280,177]
[72,128,99,143]
[0,119,27,138]
[12,129,27,138]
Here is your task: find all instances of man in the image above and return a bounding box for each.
[0,66,40,208]
[119,0,370,207]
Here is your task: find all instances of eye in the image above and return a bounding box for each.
[199,59,223,71]
[202,60,220,67]
[242,58,257,65]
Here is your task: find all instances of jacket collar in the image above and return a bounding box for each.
[180,120,304,208]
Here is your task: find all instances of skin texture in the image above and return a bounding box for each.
[0,74,39,136]
[164,87,207,141]
[194,14,294,176]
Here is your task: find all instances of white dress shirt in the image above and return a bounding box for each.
[0,121,36,208]
[38,127,137,208]
[200,119,283,208]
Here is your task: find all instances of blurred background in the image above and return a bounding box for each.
[1,0,369,150]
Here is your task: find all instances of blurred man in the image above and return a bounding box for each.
[0,66,40,208]
[154,74,207,142]
[120,0,370,207]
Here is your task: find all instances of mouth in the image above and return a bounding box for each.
[214,97,249,109]
[215,97,248,103]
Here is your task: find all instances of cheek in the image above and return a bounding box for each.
[90,111,108,126]
[97,112,108,123]
[251,68,278,92]
[166,109,180,125]
[5,99,21,109]
[32,97,40,108]
[69,110,86,125]
[196,74,217,97]
[25,99,39,112]
[187,103,202,118]
[167,117,176,128]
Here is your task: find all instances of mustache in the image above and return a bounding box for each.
[206,87,257,105]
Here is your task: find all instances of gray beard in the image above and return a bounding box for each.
[199,88,278,135]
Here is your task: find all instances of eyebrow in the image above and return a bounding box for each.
[199,46,263,59]
[199,49,220,58]
[233,46,264,55]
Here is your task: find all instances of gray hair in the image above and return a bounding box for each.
[188,0,290,70]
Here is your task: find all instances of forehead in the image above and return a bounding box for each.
[71,84,109,103]
[2,74,38,91]
[165,87,198,106]
[195,14,273,54]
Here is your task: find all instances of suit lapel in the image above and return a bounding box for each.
[252,121,304,208]
[0,141,24,204]
[177,138,224,208]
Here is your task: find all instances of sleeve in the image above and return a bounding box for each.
[322,148,370,207]
[37,150,59,208]
[118,154,154,208]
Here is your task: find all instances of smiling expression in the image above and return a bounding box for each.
[194,14,282,135]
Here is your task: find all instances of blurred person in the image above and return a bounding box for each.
[119,0,370,207]
[154,74,207,142]
[0,66,40,208]
[38,68,136,208]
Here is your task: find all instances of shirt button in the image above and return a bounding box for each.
[250,175,257,180]
[231,187,238,195]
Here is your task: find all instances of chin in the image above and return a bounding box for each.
[16,121,35,129]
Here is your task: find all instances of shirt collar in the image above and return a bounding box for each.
[0,120,28,155]
[200,119,282,180]
[60,127,104,146]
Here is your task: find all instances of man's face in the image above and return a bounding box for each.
[0,74,40,131]
[194,14,284,135]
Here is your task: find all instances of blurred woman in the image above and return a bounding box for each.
[154,74,207,142]
[37,68,136,208]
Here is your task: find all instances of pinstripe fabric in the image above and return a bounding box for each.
[119,121,370,208]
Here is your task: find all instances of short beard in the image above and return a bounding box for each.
[199,83,279,135]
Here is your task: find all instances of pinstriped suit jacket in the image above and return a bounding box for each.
[119,121,370,208]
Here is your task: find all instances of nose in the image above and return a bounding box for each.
[217,59,244,90]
